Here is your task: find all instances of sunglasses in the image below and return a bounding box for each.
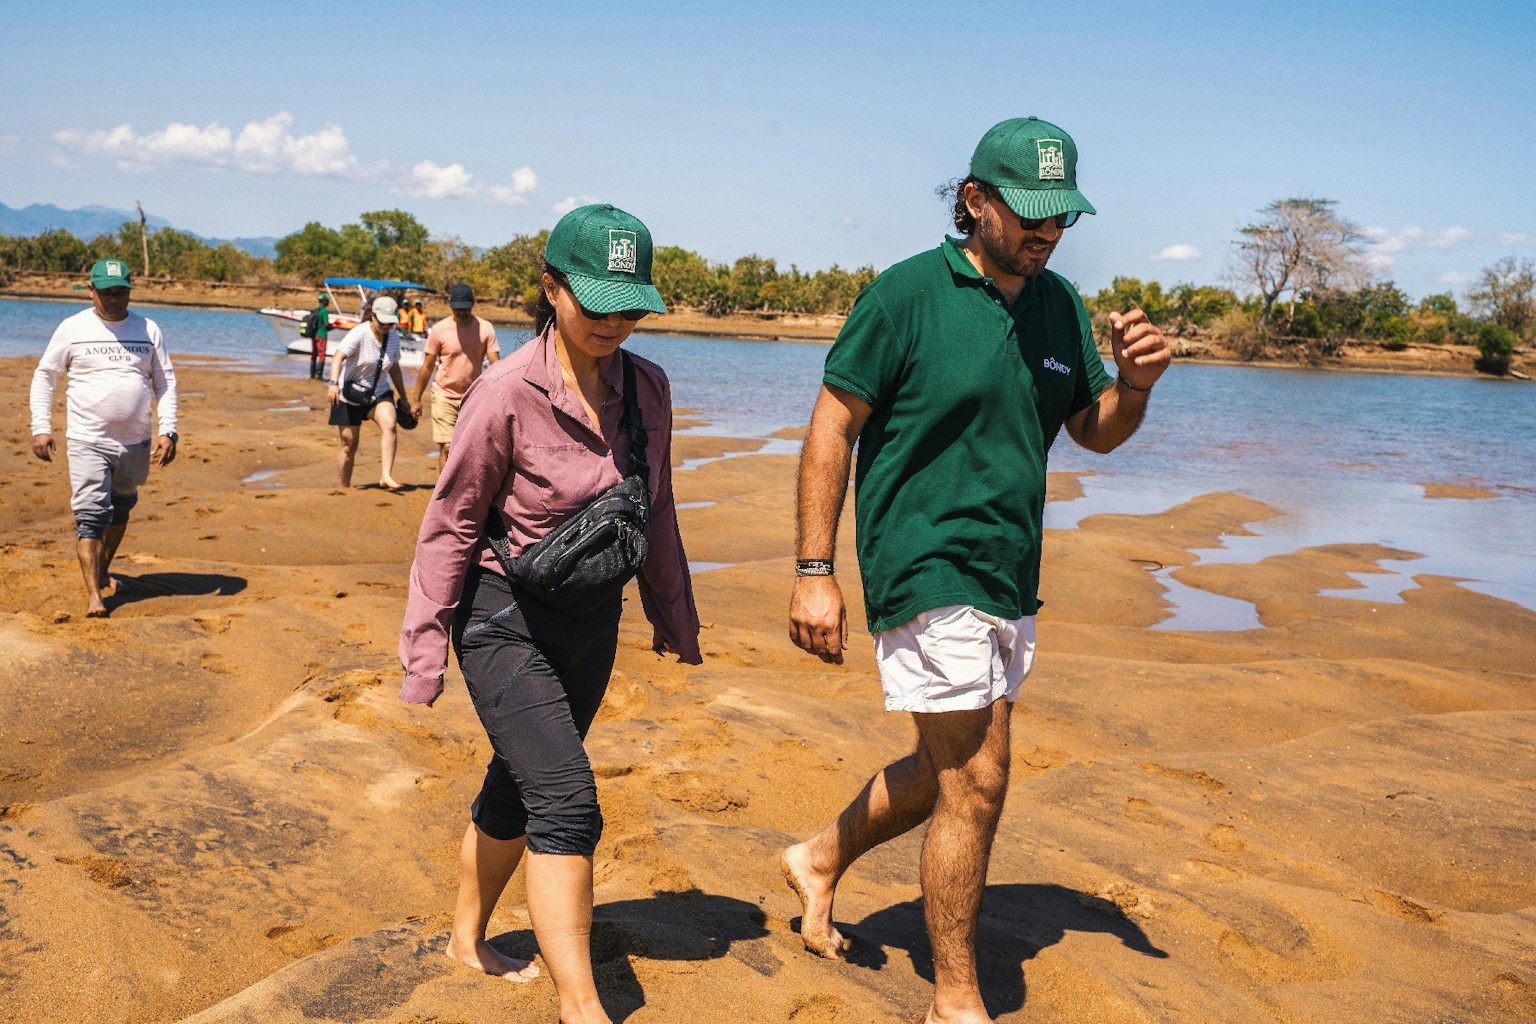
[979,185,1080,230]
[558,277,649,322]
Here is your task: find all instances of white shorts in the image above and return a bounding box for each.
[874,606,1036,713]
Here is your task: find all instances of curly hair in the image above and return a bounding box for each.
[936,174,996,235]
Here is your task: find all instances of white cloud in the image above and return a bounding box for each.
[396,161,537,205]
[1150,243,1200,262]
[1362,253,1398,276]
[51,112,537,208]
[836,216,858,229]
[52,112,367,179]
[486,166,538,205]
[399,160,478,200]
[1496,232,1535,246]
[552,194,600,215]
[1364,225,1474,254]
[0,132,21,153]
[1437,270,1472,286]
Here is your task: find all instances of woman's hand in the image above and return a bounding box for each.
[327,382,341,406]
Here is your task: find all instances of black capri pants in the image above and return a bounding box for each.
[451,568,622,856]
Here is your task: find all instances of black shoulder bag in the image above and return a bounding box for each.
[341,333,389,405]
[485,351,651,614]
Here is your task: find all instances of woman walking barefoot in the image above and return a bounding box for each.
[326,295,407,489]
[399,205,701,1024]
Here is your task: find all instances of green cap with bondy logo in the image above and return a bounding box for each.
[544,203,667,316]
[90,257,134,289]
[970,116,1096,221]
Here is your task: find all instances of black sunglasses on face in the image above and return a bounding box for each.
[1018,210,1081,230]
[979,185,1080,230]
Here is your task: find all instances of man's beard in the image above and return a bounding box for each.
[976,211,1053,279]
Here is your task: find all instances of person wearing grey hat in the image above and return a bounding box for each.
[28,258,180,618]
[782,118,1170,1023]
[325,294,408,489]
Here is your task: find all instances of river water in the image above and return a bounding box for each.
[6,297,1534,625]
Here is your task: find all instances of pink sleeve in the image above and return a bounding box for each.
[398,375,515,703]
[635,373,702,664]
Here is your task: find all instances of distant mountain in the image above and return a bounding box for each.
[0,202,278,259]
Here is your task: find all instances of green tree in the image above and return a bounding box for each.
[1474,323,1518,375]
[360,209,431,282]
[1466,256,1536,344]
[479,231,548,309]
[1165,282,1237,333]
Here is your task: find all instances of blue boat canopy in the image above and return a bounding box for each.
[322,277,437,292]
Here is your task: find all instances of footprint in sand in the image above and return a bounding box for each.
[655,770,749,814]
[1204,823,1247,854]
[1186,858,1243,883]
[1124,797,1165,825]
[1139,761,1229,794]
[787,994,853,1022]
[1362,888,1440,924]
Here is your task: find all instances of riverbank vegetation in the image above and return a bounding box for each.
[2,203,1531,375]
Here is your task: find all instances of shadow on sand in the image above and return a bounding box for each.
[809,882,1168,1018]
[105,571,247,612]
[488,888,771,1022]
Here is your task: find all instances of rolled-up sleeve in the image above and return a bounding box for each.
[636,373,702,664]
[398,375,515,703]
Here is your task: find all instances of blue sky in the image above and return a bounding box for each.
[4,0,1533,301]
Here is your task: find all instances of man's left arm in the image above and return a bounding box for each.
[150,326,179,467]
[1065,307,1170,454]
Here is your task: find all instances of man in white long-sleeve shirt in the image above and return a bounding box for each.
[29,258,179,618]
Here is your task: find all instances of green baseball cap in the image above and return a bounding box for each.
[89,258,133,289]
[970,116,1096,221]
[544,204,667,315]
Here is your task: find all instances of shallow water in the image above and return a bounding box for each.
[7,298,1533,623]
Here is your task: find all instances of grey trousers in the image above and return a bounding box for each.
[68,438,151,540]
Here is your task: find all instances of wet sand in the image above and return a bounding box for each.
[2,358,1534,1023]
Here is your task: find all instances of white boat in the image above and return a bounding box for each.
[258,277,436,369]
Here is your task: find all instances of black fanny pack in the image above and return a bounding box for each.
[485,351,650,614]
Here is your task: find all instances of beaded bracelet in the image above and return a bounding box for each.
[795,559,835,577]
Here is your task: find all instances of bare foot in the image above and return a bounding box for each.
[924,1005,994,1024]
[781,844,845,959]
[85,598,110,619]
[446,936,540,982]
[380,477,405,492]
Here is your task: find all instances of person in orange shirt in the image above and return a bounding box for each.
[410,284,500,470]
[410,299,428,337]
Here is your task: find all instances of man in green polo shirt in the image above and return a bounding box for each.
[782,117,1169,1023]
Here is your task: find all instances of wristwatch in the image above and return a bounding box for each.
[163,431,179,443]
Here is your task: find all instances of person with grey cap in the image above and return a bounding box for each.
[399,204,700,1024]
[782,117,1170,1023]
[29,257,179,618]
[325,294,408,489]
[409,282,500,472]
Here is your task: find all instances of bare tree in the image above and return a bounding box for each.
[136,200,150,279]
[1229,198,1371,329]
[1466,256,1536,344]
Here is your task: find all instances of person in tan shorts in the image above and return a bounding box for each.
[410,283,501,469]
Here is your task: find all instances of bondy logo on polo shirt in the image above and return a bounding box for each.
[1036,140,1065,181]
[608,230,637,274]
[1043,357,1071,375]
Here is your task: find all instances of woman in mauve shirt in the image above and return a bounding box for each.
[399,204,701,1024]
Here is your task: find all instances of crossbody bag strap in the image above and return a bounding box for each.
[620,351,650,484]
